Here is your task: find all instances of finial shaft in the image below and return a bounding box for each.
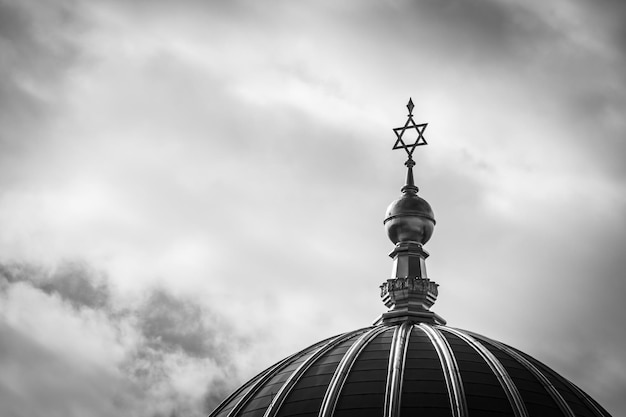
[402,158,419,193]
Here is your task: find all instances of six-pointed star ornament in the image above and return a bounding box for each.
[392,98,428,159]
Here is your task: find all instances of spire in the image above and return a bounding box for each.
[392,97,428,195]
[377,99,445,325]
[402,158,418,194]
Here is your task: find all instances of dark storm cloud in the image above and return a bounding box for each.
[0,261,111,309]
[0,261,111,310]
[408,0,548,55]
[552,0,626,179]
[0,260,248,416]
[582,0,626,56]
[0,322,128,417]
[0,0,81,146]
[138,288,239,361]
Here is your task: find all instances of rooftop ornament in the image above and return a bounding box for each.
[392,98,428,193]
[379,99,443,325]
[207,99,614,417]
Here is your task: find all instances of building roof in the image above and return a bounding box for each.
[209,323,611,417]
[208,101,612,417]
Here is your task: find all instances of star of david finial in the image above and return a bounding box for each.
[392,98,428,161]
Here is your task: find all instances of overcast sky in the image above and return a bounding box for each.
[0,0,625,416]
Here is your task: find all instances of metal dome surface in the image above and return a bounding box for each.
[209,103,612,417]
[209,322,611,417]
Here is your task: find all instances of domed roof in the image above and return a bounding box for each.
[208,101,612,417]
[209,322,610,417]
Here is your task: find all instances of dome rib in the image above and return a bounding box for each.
[580,394,613,417]
[383,322,412,417]
[262,329,365,417]
[225,334,342,417]
[418,323,468,417]
[440,327,529,417]
[227,350,309,417]
[214,347,308,417]
[514,349,611,417]
[467,331,577,417]
[576,392,613,417]
[319,325,390,417]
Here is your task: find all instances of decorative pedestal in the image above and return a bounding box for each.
[375,241,446,325]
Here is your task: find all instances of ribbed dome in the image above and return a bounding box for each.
[209,102,612,417]
[209,322,611,417]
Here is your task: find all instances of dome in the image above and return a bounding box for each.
[208,101,612,417]
[209,322,611,417]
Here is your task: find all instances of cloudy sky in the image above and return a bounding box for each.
[1,0,625,416]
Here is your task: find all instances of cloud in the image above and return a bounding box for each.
[0,260,247,417]
[0,0,82,161]
[138,288,235,361]
[1,261,111,309]
[0,322,129,417]
[0,0,624,415]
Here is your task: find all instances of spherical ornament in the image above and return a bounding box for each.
[384,190,435,244]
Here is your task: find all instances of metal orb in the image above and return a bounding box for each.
[384,193,435,244]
